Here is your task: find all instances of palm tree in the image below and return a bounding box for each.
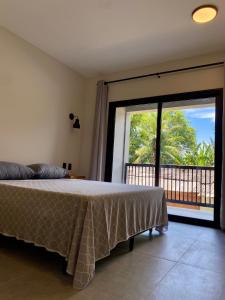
[129,111,215,167]
[129,112,157,163]
[183,140,214,166]
[129,111,196,165]
[160,111,196,164]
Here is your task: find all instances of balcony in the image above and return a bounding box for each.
[124,163,214,220]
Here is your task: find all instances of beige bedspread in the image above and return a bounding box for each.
[0,179,168,289]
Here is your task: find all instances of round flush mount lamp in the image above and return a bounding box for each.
[192,5,218,23]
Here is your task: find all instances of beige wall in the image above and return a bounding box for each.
[0,27,84,171]
[80,52,225,177]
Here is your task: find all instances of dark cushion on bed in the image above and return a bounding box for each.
[28,163,68,179]
[0,161,34,180]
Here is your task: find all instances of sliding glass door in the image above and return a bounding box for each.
[111,103,158,186]
[105,90,223,227]
[160,98,216,222]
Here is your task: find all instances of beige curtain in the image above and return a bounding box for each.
[221,70,225,230]
[90,80,108,181]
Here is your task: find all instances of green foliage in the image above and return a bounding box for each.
[129,112,157,164]
[129,111,214,167]
[183,140,214,166]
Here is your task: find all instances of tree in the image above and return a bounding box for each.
[183,140,214,166]
[129,111,197,165]
[160,111,197,164]
[129,112,157,164]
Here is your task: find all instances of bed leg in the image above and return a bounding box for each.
[149,229,153,237]
[129,237,134,251]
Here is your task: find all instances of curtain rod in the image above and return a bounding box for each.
[104,61,224,85]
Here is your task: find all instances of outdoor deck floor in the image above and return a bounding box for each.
[167,206,213,221]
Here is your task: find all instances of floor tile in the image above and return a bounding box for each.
[167,221,204,239]
[68,287,119,300]
[0,271,74,300]
[0,251,36,286]
[180,239,225,275]
[90,251,175,299]
[199,227,225,245]
[148,263,225,300]
[134,230,195,261]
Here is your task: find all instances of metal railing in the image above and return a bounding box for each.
[124,163,214,208]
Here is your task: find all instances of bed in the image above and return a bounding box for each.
[0,179,168,289]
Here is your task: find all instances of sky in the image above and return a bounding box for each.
[183,107,215,143]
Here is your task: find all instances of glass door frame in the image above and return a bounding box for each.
[105,89,223,228]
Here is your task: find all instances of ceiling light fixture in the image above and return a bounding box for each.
[192,5,218,23]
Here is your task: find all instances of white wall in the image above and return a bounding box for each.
[0,27,84,171]
[111,107,126,183]
[80,52,225,177]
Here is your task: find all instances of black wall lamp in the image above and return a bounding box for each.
[69,113,80,129]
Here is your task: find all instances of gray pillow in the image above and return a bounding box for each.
[0,161,34,180]
[28,164,68,179]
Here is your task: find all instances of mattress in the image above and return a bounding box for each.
[0,179,168,289]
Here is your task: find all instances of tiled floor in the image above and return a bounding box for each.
[0,222,225,300]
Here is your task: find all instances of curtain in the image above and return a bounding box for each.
[221,69,225,230]
[90,80,108,181]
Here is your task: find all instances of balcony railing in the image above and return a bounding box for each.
[124,163,214,208]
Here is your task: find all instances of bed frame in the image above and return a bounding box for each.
[129,228,153,251]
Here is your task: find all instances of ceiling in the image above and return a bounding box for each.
[0,0,225,77]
